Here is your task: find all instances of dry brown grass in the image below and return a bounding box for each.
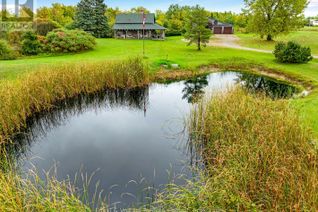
[154,69,211,83]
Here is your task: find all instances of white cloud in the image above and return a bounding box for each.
[0,4,16,14]
[306,0,318,16]
[309,0,318,5]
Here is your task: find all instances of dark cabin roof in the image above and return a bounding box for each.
[208,18,233,27]
[113,13,166,30]
[115,13,155,24]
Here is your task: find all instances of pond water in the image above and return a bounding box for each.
[9,71,297,209]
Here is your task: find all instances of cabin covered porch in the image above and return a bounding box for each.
[114,29,165,40]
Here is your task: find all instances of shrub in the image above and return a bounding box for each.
[0,31,8,40]
[45,29,96,53]
[0,40,17,60]
[37,35,46,45]
[274,41,313,63]
[7,31,24,50]
[21,31,41,55]
[33,18,61,36]
[165,30,183,37]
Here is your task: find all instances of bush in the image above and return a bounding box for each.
[274,41,313,63]
[44,29,96,53]
[0,40,17,60]
[33,18,61,36]
[21,31,41,55]
[0,31,8,40]
[165,30,183,37]
[7,31,24,50]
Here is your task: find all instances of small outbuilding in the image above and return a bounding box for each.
[208,19,234,34]
[309,19,318,26]
[113,13,166,40]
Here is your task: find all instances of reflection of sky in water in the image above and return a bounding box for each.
[10,72,296,209]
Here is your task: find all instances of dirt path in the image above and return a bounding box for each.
[208,34,318,59]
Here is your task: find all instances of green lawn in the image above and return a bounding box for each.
[1,36,318,79]
[1,36,318,135]
[237,28,318,55]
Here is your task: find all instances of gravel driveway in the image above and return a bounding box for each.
[208,34,318,59]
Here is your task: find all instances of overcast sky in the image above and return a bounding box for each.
[2,0,318,17]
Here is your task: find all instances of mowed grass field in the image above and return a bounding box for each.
[0,36,318,135]
[1,36,318,79]
[237,27,318,55]
[0,36,276,78]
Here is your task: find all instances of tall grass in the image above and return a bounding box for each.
[156,88,318,211]
[0,57,149,144]
[0,170,93,211]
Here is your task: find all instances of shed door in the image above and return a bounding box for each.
[223,27,233,34]
[213,27,222,34]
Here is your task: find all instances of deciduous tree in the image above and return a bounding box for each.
[155,10,166,26]
[37,3,75,26]
[105,7,121,37]
[210,11,248,29]
[245,0,309,41]
[130,7,150,14]
[165,4,190,36]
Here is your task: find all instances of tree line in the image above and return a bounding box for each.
[33,3,249,37]
[1,0,313,42]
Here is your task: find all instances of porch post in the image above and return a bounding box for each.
[162,30,165,39]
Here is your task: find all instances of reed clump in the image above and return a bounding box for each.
[0,57,149,144]
[157,88,318,211]
[0,170,92,211]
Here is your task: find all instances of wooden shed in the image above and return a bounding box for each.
[208,19,234,34]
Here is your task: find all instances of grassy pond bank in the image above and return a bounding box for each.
[0,57,317,210]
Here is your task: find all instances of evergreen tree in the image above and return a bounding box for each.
[184,5,212,51]
[74,0,109,38]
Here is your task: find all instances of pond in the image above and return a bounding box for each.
[9,71,298,209]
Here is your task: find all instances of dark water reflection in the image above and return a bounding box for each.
[7,72,298,210]
[238,72,298,99]
[9,88,149,161]
[182,75,209,103]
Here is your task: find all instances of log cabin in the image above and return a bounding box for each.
[113,13,166,40]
